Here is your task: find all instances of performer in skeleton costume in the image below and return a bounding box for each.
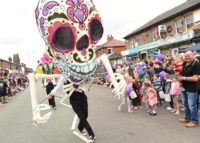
[29,0,127,142]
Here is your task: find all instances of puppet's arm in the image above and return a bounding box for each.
[28,73,61,126]
[99,54,126,99]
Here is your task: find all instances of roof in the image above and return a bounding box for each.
[124,0,200,39]
[0,58,21,66]
[96,39,125,51]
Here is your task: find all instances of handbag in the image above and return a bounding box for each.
[158,91,165,99]
[130,90,137,99]
[164,93,171,102]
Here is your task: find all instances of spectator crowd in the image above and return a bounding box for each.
[0,73,29,107]
[95,51,200,128]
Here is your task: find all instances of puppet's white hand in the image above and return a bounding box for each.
[32,104,52,126]
[110,73,126,99]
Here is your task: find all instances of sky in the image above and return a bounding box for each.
[0,0,186,69]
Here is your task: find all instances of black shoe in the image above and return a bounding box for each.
[78,128,87,136]
[88,135,96,143]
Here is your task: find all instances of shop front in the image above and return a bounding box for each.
[179,42,200,54]
[158,31,194,58]
[137,41,160,59]
[121,47,138,62]
[123,31,195,61]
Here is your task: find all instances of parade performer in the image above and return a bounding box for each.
[29,0,127,142]
[48,79,96,142]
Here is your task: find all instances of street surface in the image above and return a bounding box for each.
[0,81,200,143]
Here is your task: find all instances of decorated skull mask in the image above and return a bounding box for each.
[35,0,104,84]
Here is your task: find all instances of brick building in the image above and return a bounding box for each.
[123,0,200,60]
[96,35,126,65]
[0,55,33,76]
[0,58,22,76]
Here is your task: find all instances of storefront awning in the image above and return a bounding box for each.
[121,48,138,56]
[179,43,200,53]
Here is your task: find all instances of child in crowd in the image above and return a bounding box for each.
[118,69,134,113]
[144,81,158,116]
[134,73,143,107]
[152,74,164,107]
[118,82,134,113]
[143,74,152,112]
[170,76,181,115]
[172,53,185,111]
[164,73,173,111]
[132,77,139,109]
[172,53,184,75]
[15,85,21,93]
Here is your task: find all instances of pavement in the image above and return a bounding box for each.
[0,81,200,143]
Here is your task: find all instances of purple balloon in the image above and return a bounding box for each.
[12,73,16,78]
[155,54,163,61]
[126,85,132,96]
[159,71,166,81]
[104,71,108,76]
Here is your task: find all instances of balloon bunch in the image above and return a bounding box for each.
[149,51,164,62]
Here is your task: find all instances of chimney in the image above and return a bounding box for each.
[107,35,114,42]
[8,57,12,63]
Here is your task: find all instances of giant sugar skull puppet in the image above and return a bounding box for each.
[35,0,104,84]
[31,0,127,128]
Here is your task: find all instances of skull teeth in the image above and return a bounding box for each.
[58,59,96,80]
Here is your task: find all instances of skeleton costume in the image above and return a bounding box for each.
[35,0,103,141]
[31,0,126,142]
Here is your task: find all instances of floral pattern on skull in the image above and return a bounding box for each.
[35,0,104,83]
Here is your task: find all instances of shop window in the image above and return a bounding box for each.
[185,15,194,30]
[171,48,179,59]
[129,38,134,48]
[134,38,139,47]
[175,20,184,34]
[108,48,112,54]
[140,52,147,60]
[152,27,159,41]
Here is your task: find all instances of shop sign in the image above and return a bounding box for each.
[167,26,172,33]
[138,41,160,52]
[121,50,129,56]
[160,31,194,47]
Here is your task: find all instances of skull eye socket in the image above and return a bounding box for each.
[53,27,74,52]
[77,35,89,51]
[89,19,103,42]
